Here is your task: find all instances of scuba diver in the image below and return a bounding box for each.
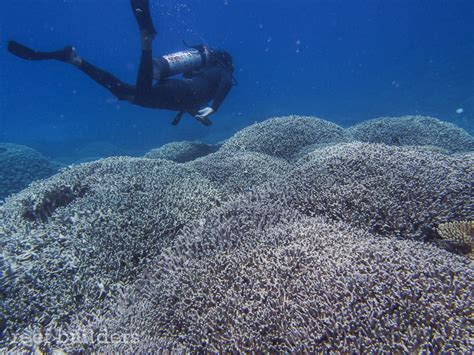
[7,0,235,126]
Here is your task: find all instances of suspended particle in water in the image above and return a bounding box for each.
[296,40,302,53]
[456,108,464,114]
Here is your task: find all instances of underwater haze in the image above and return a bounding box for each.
[1,0,473,161]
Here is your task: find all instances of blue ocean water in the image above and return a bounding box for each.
[0,0,473,161]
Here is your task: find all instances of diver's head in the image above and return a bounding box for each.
[211,50,234,72]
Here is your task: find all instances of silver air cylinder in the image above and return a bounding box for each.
[153,47,211,81]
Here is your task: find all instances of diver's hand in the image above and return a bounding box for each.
[195,107,215,119]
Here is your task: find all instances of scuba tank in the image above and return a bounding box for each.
[153,45,211,81]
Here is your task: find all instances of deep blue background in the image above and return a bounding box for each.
[1,0,473,162]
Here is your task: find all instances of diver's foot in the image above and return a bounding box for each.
[57,46,82,66]
[131,0,157,36]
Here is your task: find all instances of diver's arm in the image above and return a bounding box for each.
[210,73,233,112]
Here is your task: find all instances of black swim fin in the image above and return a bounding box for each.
[195,116,213,127]
[8,40,73,61]
[171,111,185,125]
[130,0,157,35]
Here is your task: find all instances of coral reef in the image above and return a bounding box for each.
[437,220,473,256]
[348,115,474,153]
[292,142,342,161]
[0,157,224,347]
[23,192,472,352]
[0,143,58,200]
[221,115,349,160]
[1,115,473,352]
[283,142,473,239]
[188,150,292,194]
[144,141,219,163]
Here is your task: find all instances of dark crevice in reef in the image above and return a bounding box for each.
[0,147,7,154]
[22,184,89,223]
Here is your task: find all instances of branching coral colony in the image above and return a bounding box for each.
[437,220,474,257]
[1,116,473,352]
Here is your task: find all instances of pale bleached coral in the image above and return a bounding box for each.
[283,142,473,240]
[144,141,218,163]
[2,116,473,352]
[347,115,474,153]
[27,191,472,352]
[0,157,224,347]
[188,150,292,194]
[0,143,58,200]
[221,115,349,160]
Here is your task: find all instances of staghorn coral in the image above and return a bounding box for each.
[292,142,342,161]
[282,142,473,240]
[221,115,349,160]
[347,115,474,153]
[144,141,219,163]
[187,150,293,194]
[0,143,58,200]
[2,117,473,352]
[22,190,473,353]
[0,156,225,347]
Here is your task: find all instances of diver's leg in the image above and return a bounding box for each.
[131,0,157,101]
[77,59,135,101]
[8,40,134,100]
[135,47,154,101]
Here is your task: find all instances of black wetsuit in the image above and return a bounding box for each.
[78,49,233,116]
